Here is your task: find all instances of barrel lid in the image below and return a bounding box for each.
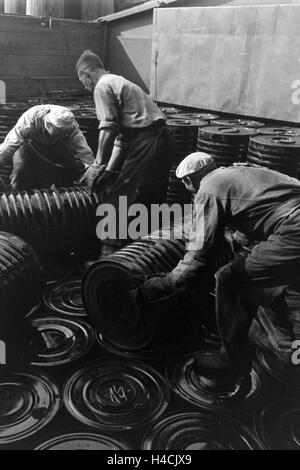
[253,397,300,449]
[63,360,170,431]
[82,260,157,350]
[166,351,268,413]
[0,370,60,444]
[258,126,300,136]
[35,432,131,450]
[28,316,95,367]
[212,118,265,128]
[142,411,264,450]
[249,134,300,148]
[200,125,258,138]
[43,279,86,317]
[170,112,219,121]
[167,119,207,127]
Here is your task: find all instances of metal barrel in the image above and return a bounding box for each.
[253,398,300,450]
[166,119,207,205]
[44,279,87,317]
[169,112,219,122]
[34,432,131,450]
[257,126,300,137]
[82,237,185,351]
[212,118,265,128]
[0,186,101,259]
[165,351,269,415]
[197,125,258,167]
[158,105,183,115]
[0,370,60,447]
[247,135,300,177]
[63,360,170,432]
[27,315,95,368]
[142,411,264,450]
[0,231,44,365]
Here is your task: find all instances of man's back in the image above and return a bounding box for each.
[196,166,300,239]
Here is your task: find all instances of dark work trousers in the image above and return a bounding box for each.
[10,142,83,191]
[100,124,176,241]
[215,207,300,374]
[103,124,176,208]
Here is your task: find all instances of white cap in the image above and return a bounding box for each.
[176,152,216,179]
[46,107,75,130]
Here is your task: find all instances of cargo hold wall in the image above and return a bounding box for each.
[0,14,105,100]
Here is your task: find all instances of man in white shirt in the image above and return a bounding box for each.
[76,50,175,208]
[0,104,94,190]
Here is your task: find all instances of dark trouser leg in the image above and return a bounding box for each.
[215,212,300,374]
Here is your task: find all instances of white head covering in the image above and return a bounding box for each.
[46,107,75,130]
[176,152,216,179]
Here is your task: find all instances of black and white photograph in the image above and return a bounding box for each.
[0,0,299,454]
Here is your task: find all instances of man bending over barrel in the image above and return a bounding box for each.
[0,104,94,190]
[136,153,300,385]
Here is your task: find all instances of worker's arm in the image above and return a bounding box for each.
[68,124,95,167]
[0,112,32,164]
[136,192,226,303]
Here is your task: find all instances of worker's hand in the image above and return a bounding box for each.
[80,163,106,191]
[96,169,120,192]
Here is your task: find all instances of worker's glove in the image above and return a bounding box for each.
[96,169,120,192]
[80,162,106,191]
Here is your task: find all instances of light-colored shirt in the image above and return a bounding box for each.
[93,73,166,137]
[0,104,94,166]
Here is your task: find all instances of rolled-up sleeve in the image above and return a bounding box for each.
[140,192,226,303]
[94,82,120,135]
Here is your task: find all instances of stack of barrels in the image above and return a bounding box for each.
[0,186,100,259]
[247,126,300,178]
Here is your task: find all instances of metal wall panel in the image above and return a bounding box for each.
[150,5,300,122]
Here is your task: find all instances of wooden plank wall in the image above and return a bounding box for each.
[0,14,105,100]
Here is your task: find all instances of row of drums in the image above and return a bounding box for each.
[1,228,300,449]
[1,101,300,203]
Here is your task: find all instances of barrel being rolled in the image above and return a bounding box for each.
[82,237,186,351]
[0,231,44,364]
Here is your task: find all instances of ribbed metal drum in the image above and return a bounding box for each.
[166,351,268,414]
[44,279,86,317]
[28,316,95,367]
[63,360,170,431]
[254,398,300,449]
[197,126,258,167]
[169,112,220,123]
[257,126,300,137]
[0,232,44,363]
[166,119,207,205]
[0,370,60,446]
[82,237,185,351]
[0,187,100,258]
[247,135,300,177]
[212,118,265,128]
[142,411,264,450]
[35,432,131,450]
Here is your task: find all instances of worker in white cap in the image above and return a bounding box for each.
[0,104,94,190]
[135,152,300,385]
